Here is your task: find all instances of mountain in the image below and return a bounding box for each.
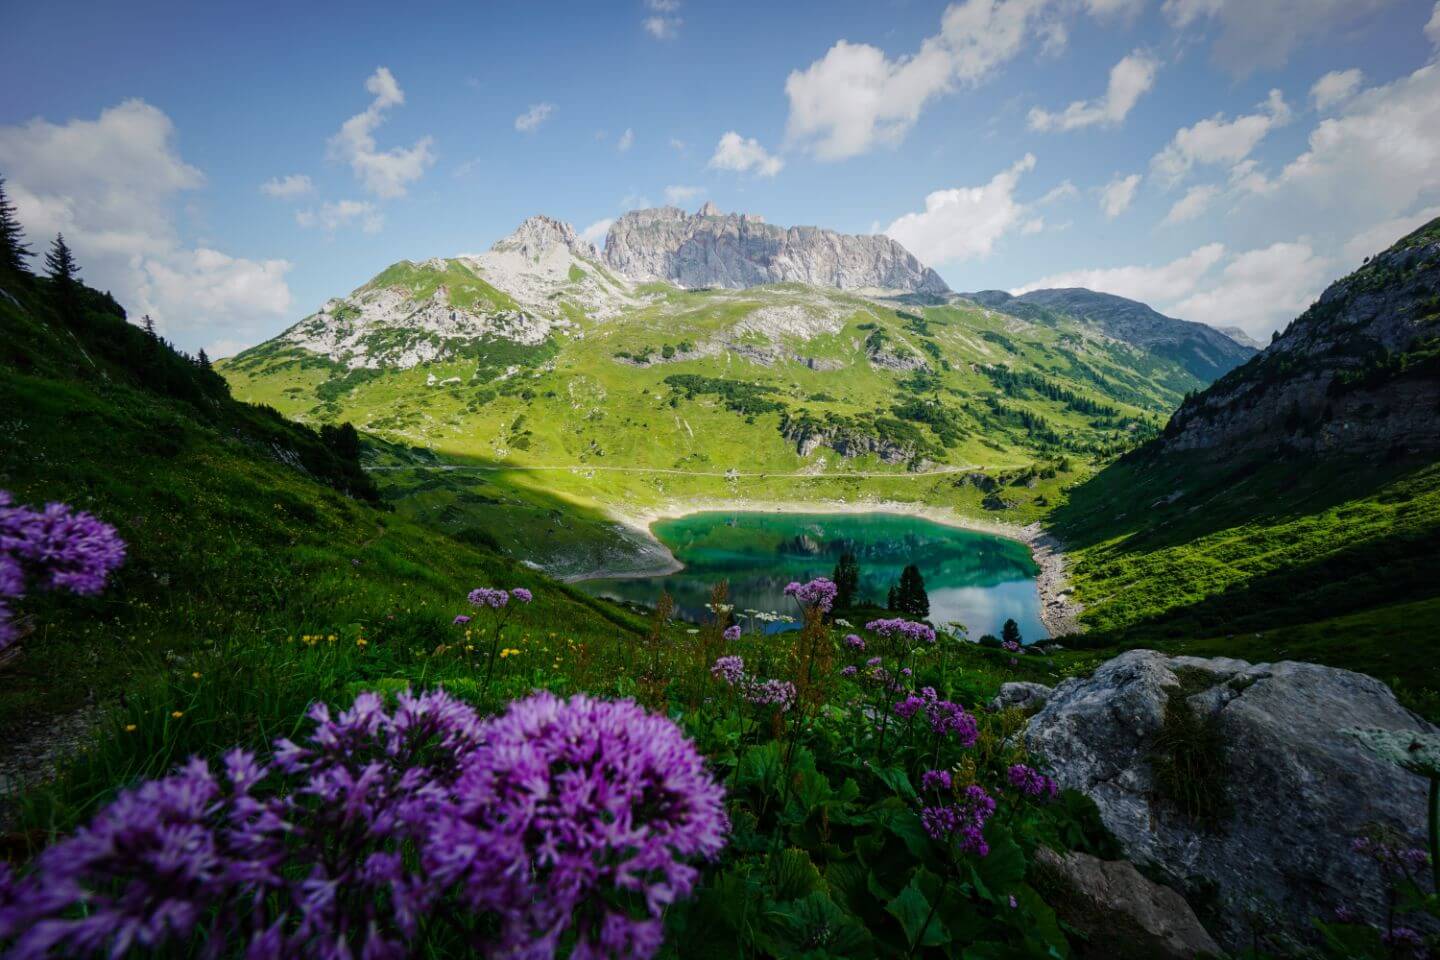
[1161,217,1440,456]
[967,288,1257,383]
[1218,325,1265,350]
[601,203,950,295]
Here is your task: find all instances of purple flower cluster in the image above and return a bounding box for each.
[1007,763,1059,800]
[843,633,865,651]
[1352,835,1431,879]
[920,769,952,792]
[840,665,858,678]
[723,625,742,641]
[892,688,978,745]
[783,577,837,613]
[865,618,936,646]
[0,689,727,959]
[0,492,125,650]
[744,679,797,712]
[1001,639,1021,653]
[711,654,746,686]
[510,587,533,604]
[468,587,510,608]
[921,784,996,856]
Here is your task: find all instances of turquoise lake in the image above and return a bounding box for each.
[577,512,1048,642]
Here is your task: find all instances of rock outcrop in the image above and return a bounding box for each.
[1160,216,1440,456]
[602,205,950,295]
[1022,650,1434,950]
[1031,848,1221,960]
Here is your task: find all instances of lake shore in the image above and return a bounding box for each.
[561,497,1085,638]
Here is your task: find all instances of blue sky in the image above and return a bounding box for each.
[2,0,1438,354]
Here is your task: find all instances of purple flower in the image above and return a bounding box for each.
[844,634,865,651]
[467,587,509,608]
[419,693,727,957]
[891,688,978,745]
[840,665,858,678]
[865,656,882,668]
[745,679,797,712]
[509,587,532,604]
[0,493,126,597]
[722,625,742,641]
[920,769,952,792]
[893,694,924,720]
[783,578,837,613]
[866,618,936,646]
[711,655,745,686]
[1002,639,1020,653]
[1007,763,1059,800]
[452,614,472,625]
[921,784,995,857]
[900,667,912,677]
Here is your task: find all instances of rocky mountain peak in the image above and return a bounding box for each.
[601,205,948,295]
[491,215,598,260]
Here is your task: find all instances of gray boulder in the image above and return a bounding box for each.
[1032,847,1222,959]
[1024,649,1434,950]
[990,680,1053,714]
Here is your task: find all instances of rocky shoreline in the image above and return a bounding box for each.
[562,498,1086,638]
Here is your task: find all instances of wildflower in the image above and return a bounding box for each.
[1002,639,1021,653]
[921,784,996,856]
[710,655,745,686]
[191,672,202,679]
[510,588,532,604]
[893,688,978,745]
[722,625,742,641]
[1008,895,1018,909]
[834,618,852,628]
[468,587,509,609]
[920,769,952,792]
[171,711,184,719]
[124,724,137,733]
[1007,763,1059,800]
[453,614,472,625]
[840,665,857,677]
[844,634,865,651]
[865,656,882,668]
[744,678,797,712]
[356,638,368,648]
[866,618,937,646]
[783,578,837,613]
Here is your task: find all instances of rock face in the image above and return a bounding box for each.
[1161,216,1440,456]
[1023,650,1434,950]
[1032,848,1221,960]
[970,288,1256,384]
[602,205,950,295]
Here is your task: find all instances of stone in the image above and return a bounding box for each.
[1023,649,1435,950]
[989,681,1052,714]
[1032,847,1221,960]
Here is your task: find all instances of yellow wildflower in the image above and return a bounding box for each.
[192,671,202,679]
[357,637,369,648]
[124,724,137,733]
[171,711,184,719]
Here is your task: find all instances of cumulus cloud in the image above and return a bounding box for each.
[1162,0,1396,75]
[617,128,634,152]
[643,0,682,39]
[1342,205,1440,265]
[514,102,555,133]
[708,131,784,177]
[1150,89,1290,184]
[1429,2,1440,46]
[1028,51,1159,131]
[1163,183,1221,224]
[1013,243,1226,304]
[1038,180,1078,204]
[328,67,434,198]
[1099,172,1141,218]
[260,174,313,198]
[664,185,705,205]
[883,154,1036,265]
[784,0,1053,160]
[0,99,291,350]
[1169,241,1332,335]
[295,199,383,234]
[579,218,614,247]
[1310,69,1364,111]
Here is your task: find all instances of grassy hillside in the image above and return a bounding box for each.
[0,270,644,829]
[220,268,1209,574]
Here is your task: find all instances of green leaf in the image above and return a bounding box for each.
[873,765,917,800]
[772,847,824,901]
[886,877,950,949]
[973,823,1027,896]
[736,741,785,796]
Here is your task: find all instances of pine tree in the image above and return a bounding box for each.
[141,314,157,338]
[1001,618,1022,647]
[0,176,32,275]
[44,233,78,288]
[832,552,860,609]
[886,583,898,611]
[895,564,929,618]
[196,348,212,371]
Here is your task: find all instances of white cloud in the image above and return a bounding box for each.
[1163,183,1220,224]
[1341,205,1440,265]
[1428,2,1440,46]
[1084,0,1145,16]
[0,98,292,349]
[579,218,614,247]
[328,67,434,199]
[708,131,784,177]
[1169,241,1331,335]
[1150,89,1290,184]
[1099,172,1141,218]
[1162,0,1396,75]
[668,137,687,152]
[295,199,383,234]
[883,154,1036,265]
[617,128,634,152]
[1028,51,1159,131]
[1038,179,1078,204]
[643,0,682,39]
[783,0,1052,160]
[1012,243,1226,304]
[260,174,313,198]
[514,102,556,133]
[664,184,705,205]
[1310,69,1364,111]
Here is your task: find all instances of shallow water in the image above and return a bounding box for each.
[577,511,1048,642]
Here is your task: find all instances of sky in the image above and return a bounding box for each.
[2,0,1439,355]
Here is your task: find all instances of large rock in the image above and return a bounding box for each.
[1024,650,1434,950]
[1032,847,1221,959]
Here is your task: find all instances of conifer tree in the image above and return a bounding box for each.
[1001,618,1022,647]
[894,564,929,618]
[0,176,32,275]
[832,552,860,609]
[196,348,212,371]
[44,233,78,288]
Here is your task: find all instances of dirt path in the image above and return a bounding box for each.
[369,463,984,479]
